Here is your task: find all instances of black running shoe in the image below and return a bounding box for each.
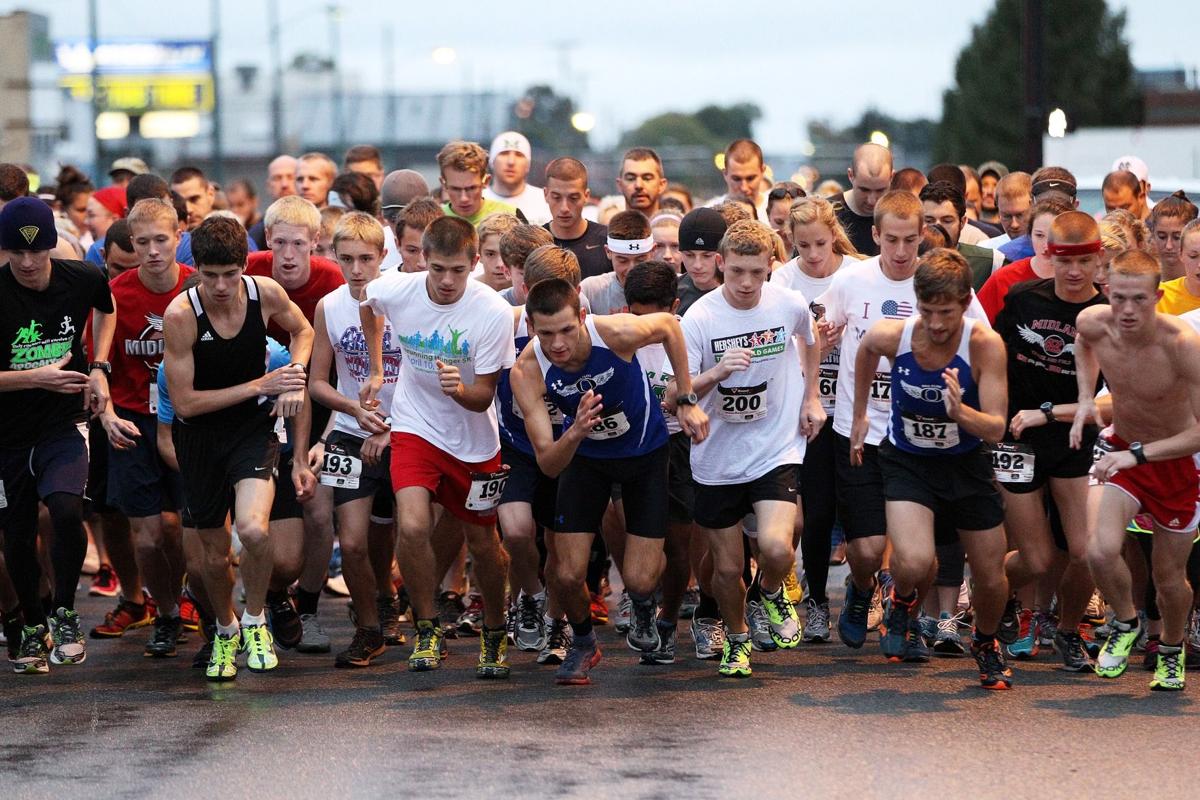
[267,593,303,650]
[335,627,387,668]
[971,636,1013,690]
[192,623,215,669]
[377,594,407,646]
[144,615,181,658]
[3,609,21,663]
[997,597,1021,645]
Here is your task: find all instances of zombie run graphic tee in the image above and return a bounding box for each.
[109,265,194,415]
[0,259,113,448]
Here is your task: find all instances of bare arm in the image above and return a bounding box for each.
[798,317,826,439]
[945,327,1007,443]
[309,300,388,434]
[438,365,502,413]
[358,303,385,410]
[1069,308,1105,449]
[156,421,179,472]
[511,348,595,478]
[849,320,902,464]
[261,279,314,367]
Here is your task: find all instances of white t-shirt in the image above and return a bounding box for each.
[362,271,514,462]
[381,225,402,272]
[773,257,840,413]
[637,340,681,436]
[483,183,552,226]
[679,282,816,485]
[815,256,990,446]
[324,285,401,438]
[580,272,628,316]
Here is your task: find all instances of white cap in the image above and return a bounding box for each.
[489,131,532,164]
[1111,155,1149,183]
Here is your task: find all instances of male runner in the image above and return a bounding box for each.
[162,216,314,680]
[709,139,770,218]
[616,148,668,222]
[677,221,825,677]
[170,167,217,231]
[578,210,657,315]
[296,152,337,209]
[343,144,385,190]
[1072,249,1200,691]
[483,132,551,225]
[543,157,610,279]
[851,249,1012,689]
[393,199,445,274]
[830,143,894,257]
[497,223,553,306]
[360,216,515,678]
[437,141,518,227]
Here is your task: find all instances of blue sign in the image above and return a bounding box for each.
[55,39,213,76]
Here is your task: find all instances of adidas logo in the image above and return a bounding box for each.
[1170,517,1180,527]
[200,331,214,342]
[695,237,705,246]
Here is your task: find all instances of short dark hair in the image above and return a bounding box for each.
[526,277,581,321]
[169,190,188,223]
[228,178,257,199]
[545,157,588,185]
[919,181,967,220]
[620,147,663,172]
[398,197,444,235]
[343,144,383,169]
[623,261,678,309]
[890,167,927,194]
[331,171,379,215]
[0,163,30,201]
[914,248,972,304]
[422,216,478,261]
[725,138,763,167]
[607,209,652,241]
[126,174,170,206]
[170,166,208,187]
[191,216,248,268]
[103,219,134,256]
[925,164,966,196]
[499,224,554,271]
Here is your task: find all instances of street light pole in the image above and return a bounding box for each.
[210,0,224,183]
[268,0,283,155]
[328,4,344,155]
[1021,0,1045,172]
[89,0,101,178]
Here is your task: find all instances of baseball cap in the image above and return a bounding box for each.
[488,131,532,164]
[0,196,58,251]
[977,160,1009,180]
[109,157,149,177]
[380,170,430,214]
[678,207,727,252]
[1111,155,1149,183]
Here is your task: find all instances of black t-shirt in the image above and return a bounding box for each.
[544,220,611,279]
[829,192,877,257]
[994,278,1107,416]
[0,259,113,448]
[676,273,716,317]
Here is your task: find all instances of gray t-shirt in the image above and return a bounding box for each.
[579,271,627,315]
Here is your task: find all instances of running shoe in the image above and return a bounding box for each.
[802,598,831,643]
[903,617,931,662]
[868,578,886,632]
[1095,622,1141,678]
[589,592,610,626]
[933,612,966,657]
[1054,629,1092,672]
[409,620,447,671]
[1150,644,1186,691]
[89,597,153,638]
[1143,637,1162,671]
[178,592,201,632]
[997,597,1021,645]
[690,616,725,660]
[627,596,661,653]
[555,632,601,685]
[335,627,387,668]
[377,594,407,646]
[296,613,331,653]
[641,623,677,665]
[537,618,571,665]
[266,592,303,650]
[457,593,485,635]
[1007,608,1040,660]
[48,608,86,665]
[242,623,278,672]
[1084,590,1107,627]
[614,591,632,634]
[12,625,50,674]
[745,600,778,652]
[515,594,547,652]
[783,569,804,605]
[89,564,120,598]
[917,614,938,646]
[1036,610,1058,647]
[436,590,466,636]
[837,575,874,649]
[144,615,182,658]
[971,636,1013,690]
[206,629,239,681]
[718,633,752,678]
[3,609,22,664]
[477,626,510,679]
[679,586,701,620]
[880,593,912,661]
[192,624,215,669]
[761,587,801,648]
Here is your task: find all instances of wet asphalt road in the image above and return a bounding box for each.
[3,568,1198,800]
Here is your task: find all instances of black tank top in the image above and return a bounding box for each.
[183,275,270,428]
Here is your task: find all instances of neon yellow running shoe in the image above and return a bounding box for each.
[718,634,752,678]
[1150,645,1185,691]
[477,626,510,679]
[1095,622,1140,678]
[242,623,278,672]
[761,587,802,648]
[783,568,804,605]
[206,629,240,681]
[409,620,447,671]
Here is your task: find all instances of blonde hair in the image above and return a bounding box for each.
[718,220,774,260]
[872,190,923,230]
[1102,208,1151,252]
[1181,218,1200,247]
[332,210,385,253]
[1099,219,1131,255]
[265,195,321,236]
[437,141,489,177]
[524,245,581,289]
[477,212,521,245]
[1110,248,1161,287]
[126,197,178,231]
[787,196,862,258]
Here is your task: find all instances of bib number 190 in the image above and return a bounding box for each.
[466,466,510,512]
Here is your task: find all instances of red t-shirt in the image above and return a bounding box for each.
[109,265,195,415]
[245,251,344,342]
[978,257,1038,324]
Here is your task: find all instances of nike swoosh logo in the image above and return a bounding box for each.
[254,466,268,472]
[584,244,602,250]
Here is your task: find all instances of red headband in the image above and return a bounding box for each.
[1046,240,1102,256]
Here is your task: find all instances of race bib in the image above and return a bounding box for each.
[868,371,891,407]
[1089,430,1116,485]
[320,440,363,489]
[514,396,565,426]
[991,442,1036,484]
[466,466,510,511]
[817,367,837,407]
[901,414,960,449]
[586,409,631,440]
[274,415,287,445]
[717,382,768,423]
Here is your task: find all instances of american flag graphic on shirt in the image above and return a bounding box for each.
[881,299,914,318]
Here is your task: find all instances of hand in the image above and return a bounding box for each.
[100,411,141,450]
[272,388,305,419]
[801,398,827,441]
[259,364,307,396]
[292,459,317,503]
[715,348,752,381]
[1092,449,1136,482]
[31,354,88,394]
[435,360,462,398]
[307,440,325,473]
[354,406,389,436]
[1009,408,1047,439]
[359,374,383,411]
[1069,400,1096,450]
[849,414,869,467]
[818,321,844,355]
[568,390,604,441]
[676,403,709,444]
[941,367,963,421]
[85,370,110,417]
[361,431,389,467]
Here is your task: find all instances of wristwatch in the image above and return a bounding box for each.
[1130,441,1147,465]
[676,391,699,407]
[1039,402,1054,423]
[88,360,111,376]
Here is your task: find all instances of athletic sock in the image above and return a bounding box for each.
[216,619,239,637]
[241,609,266,627]
[294,587,320,616]
[973,628,996,644]
[1115,617,1139,631]
[894,590,918,608]
[569,618,593,640]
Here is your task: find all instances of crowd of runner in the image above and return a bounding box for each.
[1,135,1199,692]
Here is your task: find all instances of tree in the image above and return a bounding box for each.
[619,103,762,151]
[694,103,761,142]
[935,0,1141,168]
[509,85,589,155]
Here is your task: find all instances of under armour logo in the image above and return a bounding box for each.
[18,225,38,245]
[629,242,640,251]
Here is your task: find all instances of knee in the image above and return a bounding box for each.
[712,557,744,588]
[339,534,369,564]
[236,518,270,553]
[554,559,586,590]
[396,521,427,549]
[756,538,793,570]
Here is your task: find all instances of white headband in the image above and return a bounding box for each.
[606,236,655,255]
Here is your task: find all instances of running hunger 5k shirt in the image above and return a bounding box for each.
[362,272,514,462]
[816,256,989,446]
[680,282,816,485]
[0,259,113,448]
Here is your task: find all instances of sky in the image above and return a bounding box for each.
[3,0,1196,151]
